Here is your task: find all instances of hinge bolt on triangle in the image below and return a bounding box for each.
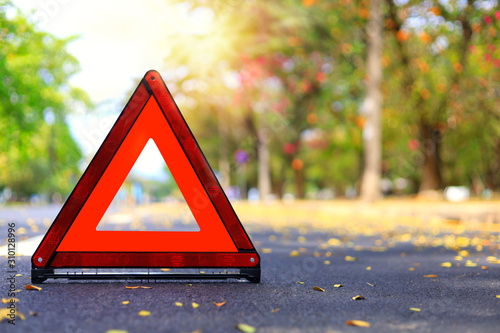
[250,257,255,263]
[38,257,43,263]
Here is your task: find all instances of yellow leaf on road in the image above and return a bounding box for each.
[192,302,200,308]
[297,281,304,284]
[271,308,280,313]
[213,301,226,307]
[25,284,41,291]
[290,250,300,257]
[333,284,343,288]
[465,262,477,267]
[0,308,25,321]
[345,256,357,262]
[323,260,331,265]
[366,282,374,287]
[122,301,130,305]
[140,286,153,289]
[410,308,421,312]
[441,262,452,268]
[138,310,151,317]
[423,274,437,278]
[496,295,500,298]
[125,286,140,289]
[175,302,183,307]
[313,286,325,292]
[160,268,170,272]
[346,320,370,327]
[236,323,256,333]
[106,330,128,333]
[261,248,272,254]
[352,295,365,300]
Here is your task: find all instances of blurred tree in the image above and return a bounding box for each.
[0,1,89,201]
[164,0,500,199]
[385,0,499,194]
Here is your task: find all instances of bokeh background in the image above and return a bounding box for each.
[1,0,499,205]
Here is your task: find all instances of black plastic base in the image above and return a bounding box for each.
[32,267,260,284]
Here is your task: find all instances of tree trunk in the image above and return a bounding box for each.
[485,139,500,191]
[294,167,305,199]
[360,0,383,202]
[419,119,443,191]
[257,129,271,201]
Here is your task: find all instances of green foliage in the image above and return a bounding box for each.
[0,2,87,200]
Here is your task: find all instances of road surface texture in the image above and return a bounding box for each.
[1,200,499,333]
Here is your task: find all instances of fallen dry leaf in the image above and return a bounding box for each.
[175,302,183,307]
[465,262,477,267]
[1,298,19,304]
[313,286,325,292]
[236,323,256,333]
[29,311,38,316]
[122,301,130,305]
[138,310,151,317]
[410,307,421,312]
[289,250,300,257]
[323,260,331,265]
[366,266,372,271]
[140,286,153,289]
[345,256,357,262]
[271,308,280,313]
[213,301,226,307]
[125,286,140,289]
[496,295,500,299]
[409,267,415,271]
[481,266,488,270]
[192,302,200,309]
[0,308,25,322]
[106,330,128,333]
[346,320,370,327]
[423,274,437,278]
[333,284,343,288]
[297,281,304,285]
[15,274,22,277]
[25,284,41,291]
[352,295,365,300]
[366,282,375,287]
[441,262,452,268]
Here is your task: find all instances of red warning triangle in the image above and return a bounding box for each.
[32,70,260,282]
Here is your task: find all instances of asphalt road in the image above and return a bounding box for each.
[1,204,499,333]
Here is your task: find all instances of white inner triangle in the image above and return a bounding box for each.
[96,139,200,232]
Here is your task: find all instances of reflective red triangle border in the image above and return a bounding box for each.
[31,70,260,283]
